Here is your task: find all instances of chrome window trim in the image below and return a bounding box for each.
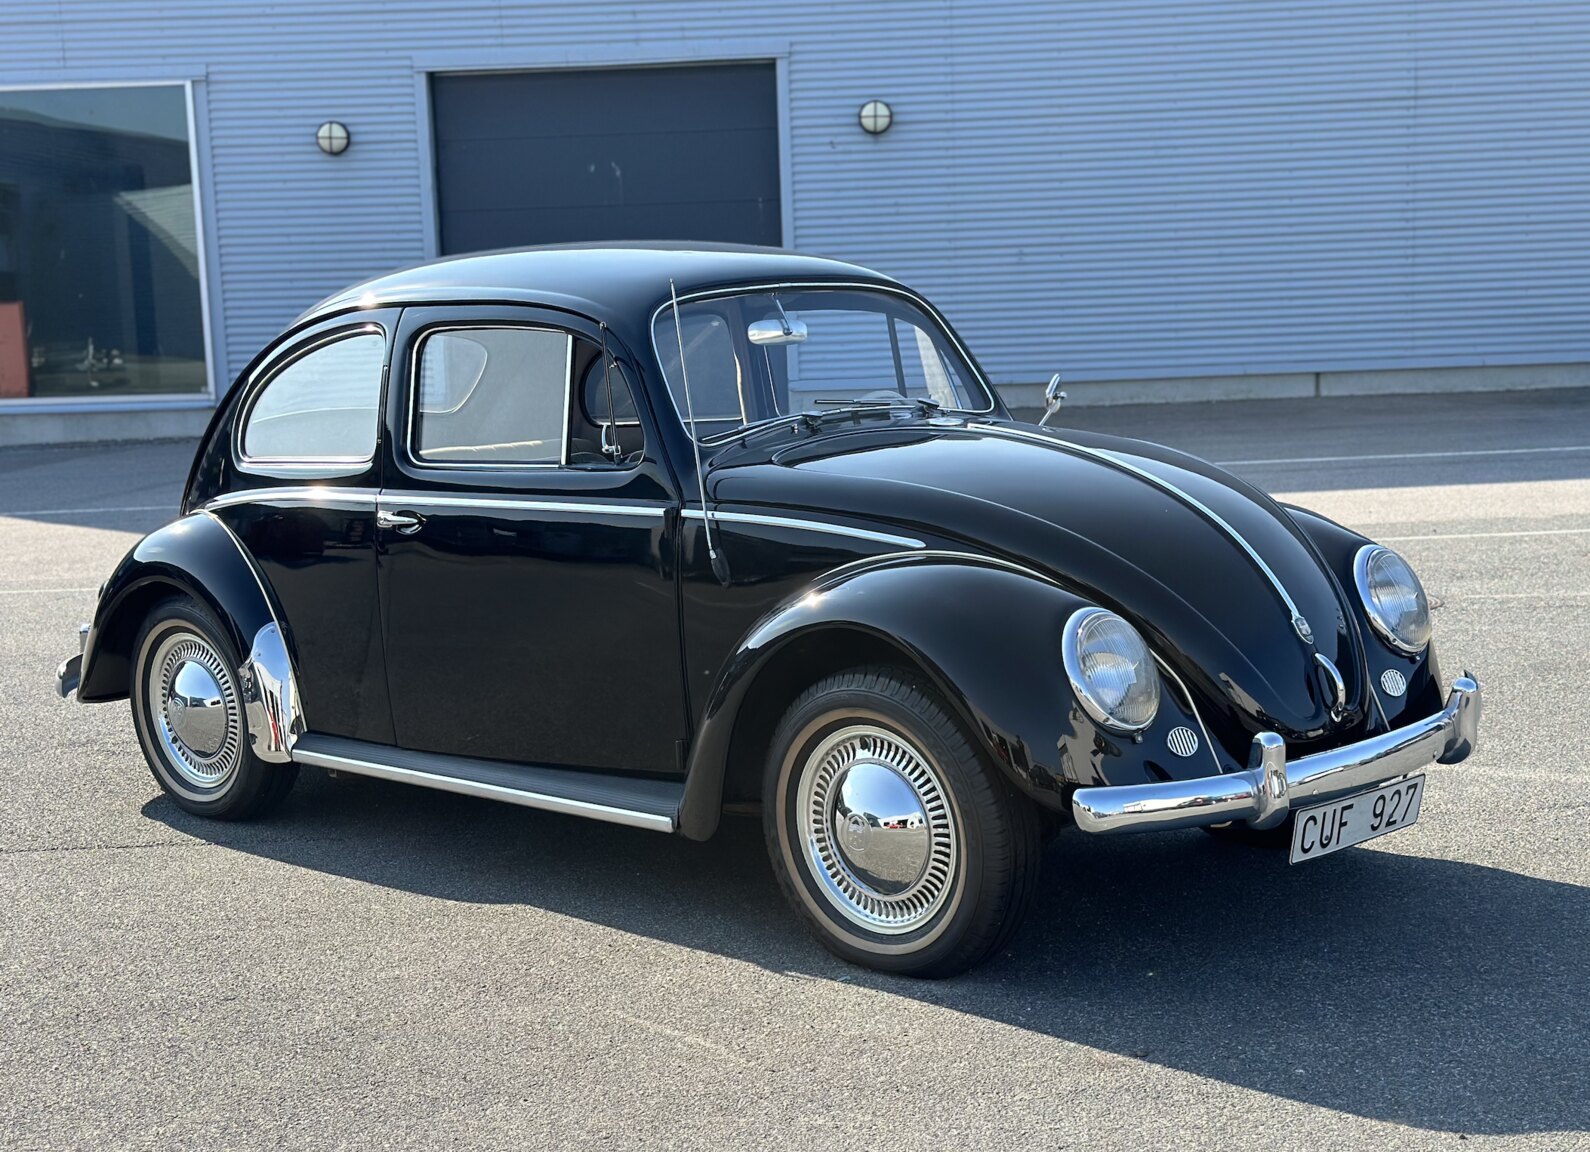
[380,492,666,519]
[649,281,998,446]
[204,486,378,512]
[403,322,575,471]
[978,424,1315,645]
[234,325,387,472]
[289,745,675,833]
[682,508,924,549]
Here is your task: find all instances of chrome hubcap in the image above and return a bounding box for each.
[149,632,243,789]
[168,660,227,756]
[798,723,958,934]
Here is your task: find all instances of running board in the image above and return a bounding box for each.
[291,733,680,833]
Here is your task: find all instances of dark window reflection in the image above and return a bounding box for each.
[0,85,205,400]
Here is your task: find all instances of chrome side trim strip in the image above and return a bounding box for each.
[205,487,377,511]
[380,493,666,519]
[1072,676,1481,836]
[683,508,924,549]
[978,424,1315,644]
[197,510,309,750]
[290,746,677,833]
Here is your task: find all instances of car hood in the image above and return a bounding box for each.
[707,419,1372,751]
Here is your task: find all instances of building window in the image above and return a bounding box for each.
[0,84,207,403]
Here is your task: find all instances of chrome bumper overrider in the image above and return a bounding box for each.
[55,623,90,699]
[1071,676,1481,835]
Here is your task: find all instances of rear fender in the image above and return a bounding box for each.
[676,552,1096,840]
[78,512,304,762]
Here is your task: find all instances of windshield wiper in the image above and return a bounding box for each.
[714,396,951,448]
[810,396,940,421]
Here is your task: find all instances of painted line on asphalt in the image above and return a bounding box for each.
[1442,591,1590,600]
[2,504,169,517]
[1219,444,1590,466]
[1379,527,1590,542]
[0,587,98,595]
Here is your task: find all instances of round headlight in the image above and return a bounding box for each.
[1062,607,1162,732]
[1354,545,1431,654]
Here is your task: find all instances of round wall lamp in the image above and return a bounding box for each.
[316,121,351,155]
[858,100,894,135]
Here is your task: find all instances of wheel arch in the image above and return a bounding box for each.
[675,553,1092,840]
[79,513,304,762]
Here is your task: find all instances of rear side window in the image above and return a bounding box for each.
[413,327,571,465]
[242,331,385,462]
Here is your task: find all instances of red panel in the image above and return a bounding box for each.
[0,301,28,398]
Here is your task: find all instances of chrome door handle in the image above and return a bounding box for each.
[377,509,424,534]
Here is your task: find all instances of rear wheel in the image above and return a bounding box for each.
[763,667,1041,977]
[130,597,298,820]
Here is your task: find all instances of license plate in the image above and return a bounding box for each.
[1289,775,1423,864]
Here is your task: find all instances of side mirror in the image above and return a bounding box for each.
[747,317,808,346]
[1039,372,1067,427]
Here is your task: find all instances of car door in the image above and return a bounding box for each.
[376,304,686,775]
[220,311,396,745]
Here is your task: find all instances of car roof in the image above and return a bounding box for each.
[299,241,899,327]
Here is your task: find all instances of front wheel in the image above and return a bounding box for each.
[130,596,298,820]
[763,667,1041,977]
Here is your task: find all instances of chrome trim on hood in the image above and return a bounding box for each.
[975,424,1317,647]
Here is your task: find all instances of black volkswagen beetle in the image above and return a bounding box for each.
[58,243,1481,976]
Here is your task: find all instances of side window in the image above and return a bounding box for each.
[579,356,638,424]
[242,331,385,462]
[413,327,571,464]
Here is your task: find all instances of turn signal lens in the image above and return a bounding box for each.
[1354,545,1432,654]
[1063,608,1162,733]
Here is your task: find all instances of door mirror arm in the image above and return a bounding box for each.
[1039,372,1067,427]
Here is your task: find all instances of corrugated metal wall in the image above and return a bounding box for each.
[7,1,1590,391]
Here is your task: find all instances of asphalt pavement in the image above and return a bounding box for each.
[2,387,1587,1150]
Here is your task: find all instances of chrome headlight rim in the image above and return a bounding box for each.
[1061,606,1162,734]
[1353,544,1431,656]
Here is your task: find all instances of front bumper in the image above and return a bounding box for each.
[1072,676,1481,835]
[56,623,90,699]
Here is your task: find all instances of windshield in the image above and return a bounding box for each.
[652,287,993,440]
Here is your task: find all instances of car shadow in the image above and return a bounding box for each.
[144,771,1588,1137]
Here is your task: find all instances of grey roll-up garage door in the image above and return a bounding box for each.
[431,63,782,255]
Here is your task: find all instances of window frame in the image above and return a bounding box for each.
[403,321,575,471]
[233,323,388,473]
[649,280,999,446]
[0,78,218,414]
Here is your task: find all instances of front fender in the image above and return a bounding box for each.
[78,512,303,762]
[1282,504,1444,725]
[676,552,1215,840]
